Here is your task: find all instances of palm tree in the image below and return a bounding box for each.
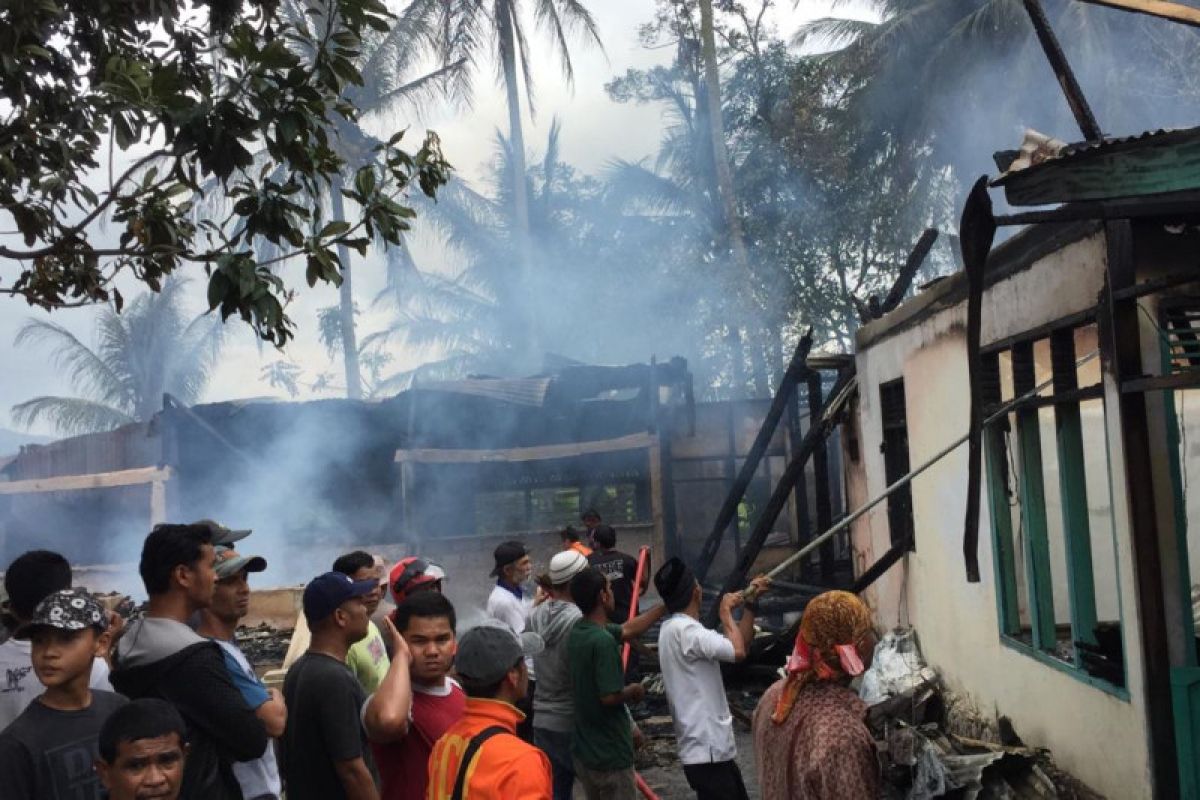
[405,0,603,361]
[11,280,225,436]
[796,0,1200,181]
[197,3,467,400]
[369,121,597,388]
[295,3,466,398]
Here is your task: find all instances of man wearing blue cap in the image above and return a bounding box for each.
[281,571,414,800]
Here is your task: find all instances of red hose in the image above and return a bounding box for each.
[622,545,650,669]
[622,546,661,800]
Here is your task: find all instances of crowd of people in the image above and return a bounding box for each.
[0,510,883,800]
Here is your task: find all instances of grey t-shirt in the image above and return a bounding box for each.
[528,599,583,732]
[0,690,128,800]
[0,639,112,731]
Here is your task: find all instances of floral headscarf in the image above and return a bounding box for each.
[771,590,873,723]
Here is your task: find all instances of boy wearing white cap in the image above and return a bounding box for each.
[527,550,590,800]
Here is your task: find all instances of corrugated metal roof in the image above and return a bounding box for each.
[994,127,1200,185]
[415,377,554,407]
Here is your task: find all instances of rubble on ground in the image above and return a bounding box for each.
[864,629,1104,800]
[236,623,293,669]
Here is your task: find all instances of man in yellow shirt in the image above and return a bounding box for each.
[334,551,391,692]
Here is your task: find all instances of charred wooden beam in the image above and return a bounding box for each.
[995,194,1200,226]
[960,177,997,583]
[851,535,914,594]
[880,229,939,316]
[703,367,855,625]
[1022,0,1103,141]
[1102,220,1179,794]
[809,371,836,580]
[0,466,172,495]
[694,331,814,583]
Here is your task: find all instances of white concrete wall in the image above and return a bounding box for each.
[849,232,1153,798]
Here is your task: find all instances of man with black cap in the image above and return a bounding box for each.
[653,558,769,800]
[196,546,285,800]
[485,540,537,740]
[426,622,551,799]
[281,571,414,800]
[110,521,268,800]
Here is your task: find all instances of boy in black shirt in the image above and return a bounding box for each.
[0,588,127,800]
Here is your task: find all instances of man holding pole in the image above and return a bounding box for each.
[567,567,666,800]
[654,558,768,800]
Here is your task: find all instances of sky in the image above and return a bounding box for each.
[0,1,845,438]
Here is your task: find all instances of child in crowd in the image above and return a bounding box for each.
[0,588,127,800]
[373,591,466,800]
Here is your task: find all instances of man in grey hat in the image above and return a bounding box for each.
[196,546,285,800]
[427,623,552,798]
[111,522,268,800]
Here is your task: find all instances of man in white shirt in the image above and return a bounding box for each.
[485,539,537,740]
[653,557,768,800]
[0,549,113,730]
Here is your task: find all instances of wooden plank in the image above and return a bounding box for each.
[703,368,855,626]
[982,353,1023,636]
[648,436,666,567]
[809,371,835,579]
[1012,342,1058,651]
[1104,219,1178,794]
[1022,0,1103,141]
[850,535,913,594]
[0,466,172,495]
[150,480,168,527]
[1077,0,1200,26]
[393,433,656,464]
[693,332,813,582]
[986,428,1024,636]
[1051,329,1099,654]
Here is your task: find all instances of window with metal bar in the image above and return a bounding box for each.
[981,322,1125,691]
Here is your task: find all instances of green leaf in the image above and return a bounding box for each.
[329,56,363,87]
[354,166,376,198]
[319,221,351,238]
[207,272,229,310]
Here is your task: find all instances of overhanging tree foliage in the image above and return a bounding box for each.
[0,0,451,346]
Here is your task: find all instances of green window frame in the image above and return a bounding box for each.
[980,320,1128,697]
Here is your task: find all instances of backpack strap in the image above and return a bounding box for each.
[450,725,510,800]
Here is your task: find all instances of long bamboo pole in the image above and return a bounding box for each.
[742,350,1100,600]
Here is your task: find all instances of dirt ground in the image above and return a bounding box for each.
[634,728,760,800]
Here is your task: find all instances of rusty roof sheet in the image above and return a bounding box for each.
[993,127,1200,185]
[415,377,554,407]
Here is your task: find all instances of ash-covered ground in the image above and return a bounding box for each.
[636,727,761,800]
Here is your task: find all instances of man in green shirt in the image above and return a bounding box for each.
[333,551,390,693]
[567,566,663,800]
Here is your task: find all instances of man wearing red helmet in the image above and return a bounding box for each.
[387,557,446,606]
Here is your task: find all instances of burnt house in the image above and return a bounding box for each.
[0,356,840,592]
